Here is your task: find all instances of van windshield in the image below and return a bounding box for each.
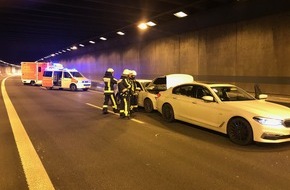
[71,72,83,77]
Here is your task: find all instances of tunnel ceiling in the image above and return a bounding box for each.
[1,0,290,64]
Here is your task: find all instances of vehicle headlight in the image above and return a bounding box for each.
[253,117,283,126]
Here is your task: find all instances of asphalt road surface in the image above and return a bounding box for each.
[1,76,290,190]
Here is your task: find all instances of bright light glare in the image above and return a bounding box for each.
[100,37,107,41]
[89,40,95,44]
[79,44,85,47]
[71,46,77,50]
[117,31,125,35]
[174,11,188,18]
[146,21,156,26]
[138,23,148,30]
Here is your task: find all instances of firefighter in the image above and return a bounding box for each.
[102,68,118,114]
[129,70,138,112]
[118,69,132,119]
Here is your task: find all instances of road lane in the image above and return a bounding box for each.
[86,103,145,124]
[2,76,290,190]
[1,76,54,189]
[0,77,28,189]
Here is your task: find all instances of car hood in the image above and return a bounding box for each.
[226,100,290,119]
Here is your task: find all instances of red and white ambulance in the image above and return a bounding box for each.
[42,64,91,91]
[21,61,49,85]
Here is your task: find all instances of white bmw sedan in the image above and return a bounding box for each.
[156,82,290,145]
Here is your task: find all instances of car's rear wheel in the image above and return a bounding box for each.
[227,117,253,145]
[30,81,35,86]
[162,103,174,122]
[144,98,153,112]
[70,84,77,91]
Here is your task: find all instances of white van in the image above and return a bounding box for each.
[42,64,91,91]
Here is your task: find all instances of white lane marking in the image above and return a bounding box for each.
[86,103,145,124]
[1,77,54,190]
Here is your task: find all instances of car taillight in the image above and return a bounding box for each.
[156,93,161,99]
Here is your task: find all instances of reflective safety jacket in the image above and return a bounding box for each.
[103,71,118,94]
[130,76,137,94]
[118,75,131,96]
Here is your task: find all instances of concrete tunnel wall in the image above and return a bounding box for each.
[0,65,21,76]
[60,12,290,96]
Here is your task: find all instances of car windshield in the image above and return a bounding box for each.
[211,86,255,101]
[71,71,83,77]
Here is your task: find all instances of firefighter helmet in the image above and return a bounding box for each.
[107,68,114,73]
[122,69,130,75]
[131,70,137,76]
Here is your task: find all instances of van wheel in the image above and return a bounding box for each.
[83,88,88,91]
[30,81,35,86]
[70,84,77,91]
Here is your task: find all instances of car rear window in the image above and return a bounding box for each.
[153,77,166,84]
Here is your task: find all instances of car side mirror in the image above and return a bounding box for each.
[202,96,214,102]
[258,94,268,99]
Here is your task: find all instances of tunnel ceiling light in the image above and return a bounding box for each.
[62,50,66,52]
[71,46,78,50]
[89,40,95,44]
[100,37,107,41]
[117,31,125,35]
[138,23,148,30]
[51,53,55,57]
[79,44,85,47]
[174,11,188,18]
[146,21,156,27]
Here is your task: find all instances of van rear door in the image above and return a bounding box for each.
[42,71,53,87]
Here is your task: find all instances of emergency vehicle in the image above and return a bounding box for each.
[21,61,49,85]
[42,64,91,91]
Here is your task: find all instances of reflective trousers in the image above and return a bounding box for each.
[103,93,117,111]
[119,94,130,117]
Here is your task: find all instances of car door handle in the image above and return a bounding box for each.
[192,101,197,104]
[173,97,177,99]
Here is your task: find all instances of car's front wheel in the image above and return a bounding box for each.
[227,117,253,145]
[162,103,175,122]
[144,98,153,112]
[70,84,77,91]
